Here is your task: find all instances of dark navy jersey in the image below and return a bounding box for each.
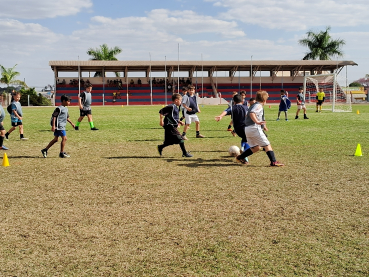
[159,104,181,127]
[225,104,248,129]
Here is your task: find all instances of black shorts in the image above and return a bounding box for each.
[234,127,247,143]
[11,121,23,127]
[317,100,324,106]
[0,124,4,131]
[80,109,92,116]
[163,125,184,145]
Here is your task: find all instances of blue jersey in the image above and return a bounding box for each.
[11,101,22,120]
[225,104,248,129]
[159,104,181,127]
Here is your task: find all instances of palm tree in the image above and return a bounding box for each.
[87,44,122,77]
[0,64,28,88]
[299,26,345,60]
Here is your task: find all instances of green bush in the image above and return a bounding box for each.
[19,87,52,106]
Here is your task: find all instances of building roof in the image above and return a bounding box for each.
[49,60,357,73]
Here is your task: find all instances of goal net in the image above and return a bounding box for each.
[303,73,352,112]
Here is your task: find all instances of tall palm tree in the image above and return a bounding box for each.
[87,44,122,77]
[0,64,28,88]
[299,26,345,60]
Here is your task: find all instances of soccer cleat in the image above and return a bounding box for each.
[182,152,193,157]
[157,145,163,156]
[285,119,288,121]
[59,152,70,158]
[235,155,248,165]
[41,149,48,158]
[5,133,9,140]
[0,145,9,150]
[270,161,284,167]
[276,118,280,121]
[227,128,233,131]
[304,115,309,119]
[196,134,205,138]
[75,126,79,130]
[91,127,99,130]
[295,116,298,119]
[182,135,188,140]
[20,137,29,140]
[316,110,318,112]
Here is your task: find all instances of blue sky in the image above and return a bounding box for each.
[0,0,368,89]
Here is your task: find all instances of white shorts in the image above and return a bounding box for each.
[245,126,270,148]
[297,104,306,110]
[184,112,199,124]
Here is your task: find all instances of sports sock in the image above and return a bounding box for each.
[0,136,4,147]
[196,131,200,135]
[266,150,276,163]
[182,132,186,136]
[5,132,9,139]
[239,148,253,159]
[89,121,95,128]
[227,124,232,129]
[179,142,187,155]
[76,121,81,127]
[20,134,24,139]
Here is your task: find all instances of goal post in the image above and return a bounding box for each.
[303,73,352,112]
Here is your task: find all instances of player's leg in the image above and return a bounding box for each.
[195,120,204,138]
[263,144,284,166]
[87,113,98,130]
[41,135,59,157]
[284,111,288,121]
[277,111,281,120]
[303,106,309,119]
[75,114,85,130]
[18,123,27,140]
[0,128,8,150]
[295,106,300,119]
[227,120,233,131]
[5,121,17,139]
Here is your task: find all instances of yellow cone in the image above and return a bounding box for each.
[354,144,362,157]
[121,105,124,107]
[2,153,10,167]
[356,110,360,115]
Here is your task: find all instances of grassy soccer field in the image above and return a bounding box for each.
[1,103,369,276]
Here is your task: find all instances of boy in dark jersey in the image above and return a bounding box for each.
[41,95,75,158]
[0,105,9,150]
[75,84,98,130]
[158,93,192,157]
[181,85,204,140]
[215,94,251,162]
[5,92,28,140]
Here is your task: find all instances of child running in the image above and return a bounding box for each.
[158,93,192,157]
[75,84,99,130]
[181,85,204,140]
[0,105,9,150]
[236,90,284,167]
[5,91,28,140]
[215,94,251,161]
[41,95,75,158]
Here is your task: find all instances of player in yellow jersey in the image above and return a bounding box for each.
[316,87,325,112]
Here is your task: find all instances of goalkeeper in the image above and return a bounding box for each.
[316,87,325,112]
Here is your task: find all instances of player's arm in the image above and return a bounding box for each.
[249,112,265,125]
[78,94,83,110]
[159,113,164,127]
[51,116,56,132]
[215,110,228,121]
[12,109,22,120]
[67,113,75,128]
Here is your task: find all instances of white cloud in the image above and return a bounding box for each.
[206,0,369,31]
[0,0,92,19]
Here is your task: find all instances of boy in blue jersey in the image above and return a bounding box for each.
[276,89,291,121]
[158,93,192,157]
[181,85,205,140]
[215,94,251,162]
[5,92,28,140]
[41,95,75,158]
[0,105,9,150]
[75,84,98,130]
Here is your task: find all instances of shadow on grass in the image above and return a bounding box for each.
[8,156,40,159]
[105,156,163,159]
[127,139,162,142]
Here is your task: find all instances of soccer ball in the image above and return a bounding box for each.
[228,145,240,157]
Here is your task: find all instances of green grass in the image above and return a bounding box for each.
[1,103,369,276]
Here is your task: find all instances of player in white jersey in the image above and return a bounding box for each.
[235,90,284,167]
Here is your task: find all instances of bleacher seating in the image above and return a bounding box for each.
[55,82,303,106]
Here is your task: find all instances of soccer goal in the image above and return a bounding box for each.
[303,73,352,112]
